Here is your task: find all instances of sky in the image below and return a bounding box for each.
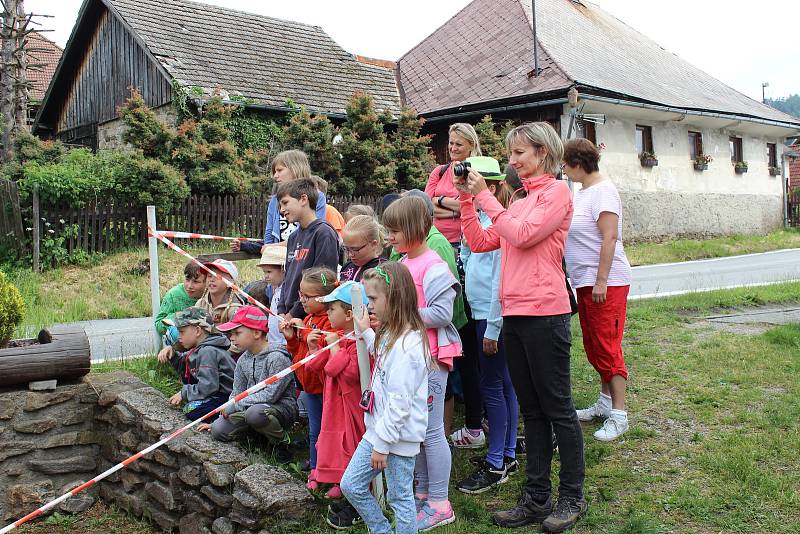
[27,0,800,102]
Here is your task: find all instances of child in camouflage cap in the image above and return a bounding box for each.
[162,307,237,421]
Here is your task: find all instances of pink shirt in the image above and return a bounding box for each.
[566,179,631,288]
[425,164,462,243]
[460,174,573,317]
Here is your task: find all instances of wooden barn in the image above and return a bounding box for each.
[33,0,400,149]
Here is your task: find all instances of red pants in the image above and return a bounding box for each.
[576,285,629,382]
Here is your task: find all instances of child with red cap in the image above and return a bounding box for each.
[208,305,298,462]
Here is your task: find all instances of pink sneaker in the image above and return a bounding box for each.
[325,484,343,499]
[305,470,319,491]
[417,502,456,532]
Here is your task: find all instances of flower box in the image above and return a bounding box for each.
[639,152,658,168]
[734,161,748,174]
[693,163,708,171]
[768,166,781,177]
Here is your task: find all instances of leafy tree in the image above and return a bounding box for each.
[119,90,252,195]
[391,108,434,191]
[283,107,344,191]
[766,94,800,119]
[475,114,514,167]
[338,91,396,195]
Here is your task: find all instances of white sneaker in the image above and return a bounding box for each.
[576,402,610,422]
[449,427,486,449]
[593,413,629,441]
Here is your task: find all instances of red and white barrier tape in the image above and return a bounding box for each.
[148,226,328,333]
[0,332,355,534]
[156,230,261,242]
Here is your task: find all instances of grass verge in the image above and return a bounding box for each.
[626,228,800,266]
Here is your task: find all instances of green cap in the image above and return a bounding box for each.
[164,307,215,331]
[466,156,506,181]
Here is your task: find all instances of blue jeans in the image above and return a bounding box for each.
[476,319,518,468]
[302,392,323,469]
[341,439,417,534]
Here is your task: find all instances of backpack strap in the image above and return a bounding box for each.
[438,163,449,179]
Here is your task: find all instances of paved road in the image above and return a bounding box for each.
[65,317,157,363]
[629,248,800,299]
[74,249,800,362]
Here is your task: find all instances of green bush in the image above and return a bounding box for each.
[0,270,25,346]
[114,155,189,211]
[20,149,118,206]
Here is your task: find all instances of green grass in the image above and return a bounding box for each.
[626,228,800,266]
[3,242,264,339]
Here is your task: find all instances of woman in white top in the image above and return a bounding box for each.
[563,139,632,442]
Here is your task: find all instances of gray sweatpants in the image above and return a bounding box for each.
[414,366,451,501]
[211,403,285,443]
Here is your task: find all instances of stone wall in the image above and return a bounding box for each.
[621,191,784,242]
[0,372,312,533]
[0,380,100,522]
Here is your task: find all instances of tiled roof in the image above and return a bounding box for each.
[26,32,63,101]
[106,0,401,115]
[526,0,799,125]
[398,0,799,126]
[397,0,572,115]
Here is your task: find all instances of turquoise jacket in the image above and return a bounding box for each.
[461,211,502,341]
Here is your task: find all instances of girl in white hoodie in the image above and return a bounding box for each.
[338,262,431,534]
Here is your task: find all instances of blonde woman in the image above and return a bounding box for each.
[234,150,327,254]
[426,123,485,451]
[425,123,482,245]
[459,122,586,532]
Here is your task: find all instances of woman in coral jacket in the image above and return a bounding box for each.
[458,122,587,534]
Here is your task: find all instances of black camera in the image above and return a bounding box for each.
[453,161,471,177]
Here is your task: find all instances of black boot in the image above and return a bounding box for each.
[493,491,552,528]
[542,496,588,533]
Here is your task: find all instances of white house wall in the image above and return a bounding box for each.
[562,108,785,241]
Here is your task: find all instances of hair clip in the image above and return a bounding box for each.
[320,273,327,286]
[375,266,391,285]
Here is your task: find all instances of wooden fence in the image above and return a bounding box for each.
[24,193,384,260]
[789,188,800,228]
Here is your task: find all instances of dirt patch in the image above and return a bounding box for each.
[687,305,800,336]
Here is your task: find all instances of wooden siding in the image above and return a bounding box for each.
[56,5,172,136]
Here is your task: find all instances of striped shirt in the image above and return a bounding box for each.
[566,179,631,288]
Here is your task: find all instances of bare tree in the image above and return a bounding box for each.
[0,0,49,162]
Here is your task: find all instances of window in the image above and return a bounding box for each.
[582,121,597,145]
[767,143,778,168]
[635,125,653,155]
[688,131,703,160]
[729,136,743,163]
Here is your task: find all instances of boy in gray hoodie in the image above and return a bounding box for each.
[164,307,236,421]
[210,305,298,463]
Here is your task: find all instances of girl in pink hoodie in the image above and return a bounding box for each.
[458,122,587,533]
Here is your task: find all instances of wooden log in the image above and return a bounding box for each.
[0,325,91,387]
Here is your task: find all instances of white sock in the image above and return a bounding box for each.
[609,408,627,421]
[598,393,612,411]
